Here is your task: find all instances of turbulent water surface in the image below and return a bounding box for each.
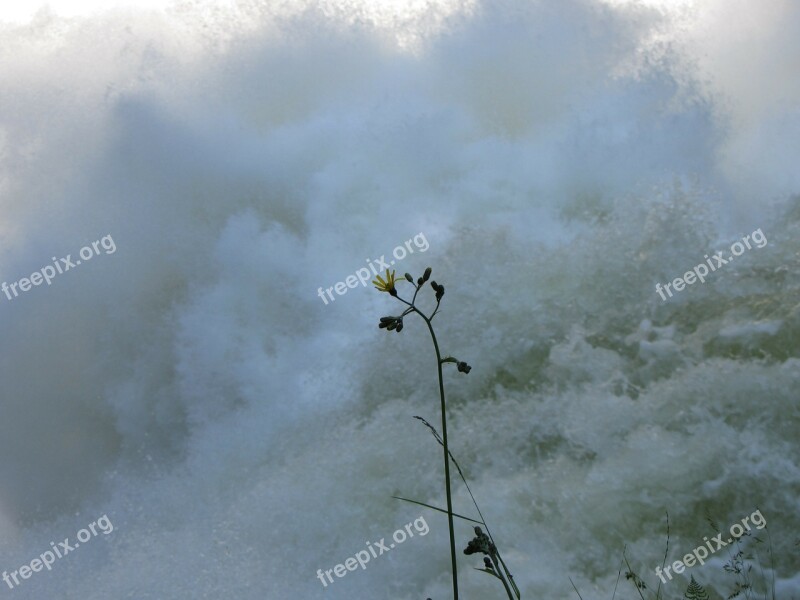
[0,0,798,598]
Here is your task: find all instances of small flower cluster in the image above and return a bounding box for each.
[464,526,493,557]
[372,266,443,333]
[464,526,518,597]
[373,267,471,374]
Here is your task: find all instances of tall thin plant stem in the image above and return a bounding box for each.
[417,308,459,600]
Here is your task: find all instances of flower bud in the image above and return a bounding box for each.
[422,267,432,282]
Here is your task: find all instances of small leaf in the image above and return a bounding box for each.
[684,576,710,600]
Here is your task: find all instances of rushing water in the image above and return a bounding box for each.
[0,0,798,598]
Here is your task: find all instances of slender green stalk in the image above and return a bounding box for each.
[412,414,520,599]
[490,553,515,600]
[417,308,459,600]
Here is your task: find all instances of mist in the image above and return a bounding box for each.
[1,0,798,598]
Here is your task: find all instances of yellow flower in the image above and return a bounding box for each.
[372,269,399,294]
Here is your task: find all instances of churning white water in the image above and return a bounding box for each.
[0,0,798,598]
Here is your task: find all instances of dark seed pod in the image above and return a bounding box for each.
[422,267,432,282]
[379,316,398,329]
[404,273,414,283]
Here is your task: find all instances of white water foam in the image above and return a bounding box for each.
[0,1,798,598]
